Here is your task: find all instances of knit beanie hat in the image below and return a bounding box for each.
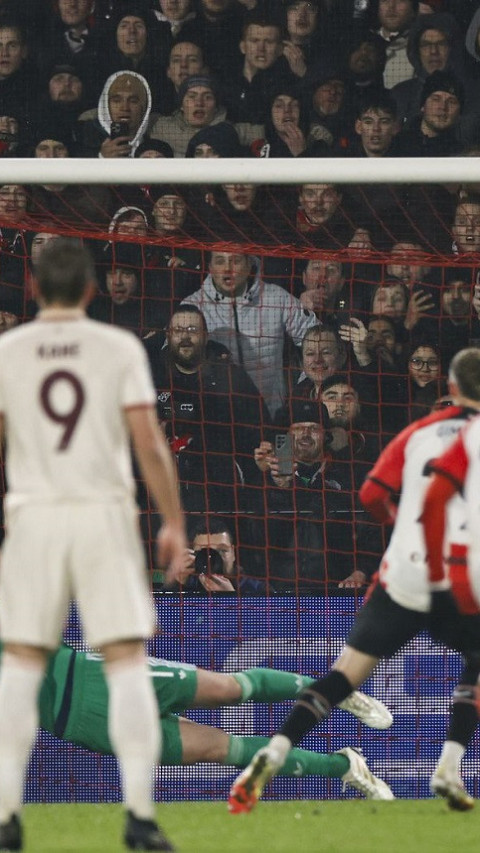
[177,74,219,106]
[420,70,464,110]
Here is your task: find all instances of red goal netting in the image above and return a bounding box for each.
[0,179,478,596]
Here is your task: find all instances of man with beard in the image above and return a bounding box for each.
[254,398,363,592]
[439,270,480,369]
[344,31,387,112]
[144,305,270,525]
[339,314,403,373]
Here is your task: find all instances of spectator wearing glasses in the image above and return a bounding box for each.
[406,340,446,421]
[391,13,470,129]
[145,304,269,518]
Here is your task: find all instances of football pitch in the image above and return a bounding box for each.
[21,800,480,852]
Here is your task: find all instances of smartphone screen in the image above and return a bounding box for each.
[110,121,129,140]
[274,432,294,476]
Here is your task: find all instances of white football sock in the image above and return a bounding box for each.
[105,658,160,821]
[0,654,44,822]
[437,740,465,775]
[268,734,292,767]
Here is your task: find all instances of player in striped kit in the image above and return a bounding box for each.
[423,349,480,807]
[229,348,480,815]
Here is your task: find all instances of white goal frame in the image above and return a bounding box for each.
[1,156,480,185]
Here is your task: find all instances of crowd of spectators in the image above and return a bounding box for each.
[1,0,480,594]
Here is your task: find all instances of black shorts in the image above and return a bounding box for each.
[347,584,429,658]
[446,612,480,655]
[347,584,480,658]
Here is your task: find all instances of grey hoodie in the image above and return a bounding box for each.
[182,261,318,417]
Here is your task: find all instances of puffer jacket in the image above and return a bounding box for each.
[182,262,318,417]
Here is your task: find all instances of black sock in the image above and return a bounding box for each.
[448,656,480,747]
[280,670,353,746]
[448,684,479,747]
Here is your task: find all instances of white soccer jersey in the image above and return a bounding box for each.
[0,310,156,504]
[363,408,471,612]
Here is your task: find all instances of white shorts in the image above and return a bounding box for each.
[0,499,155,649]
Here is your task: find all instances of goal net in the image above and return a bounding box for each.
[2,157,479,804]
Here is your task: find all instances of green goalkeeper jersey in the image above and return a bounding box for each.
[38,645,198,755]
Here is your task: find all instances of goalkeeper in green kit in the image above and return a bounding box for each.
[36,644,394,803]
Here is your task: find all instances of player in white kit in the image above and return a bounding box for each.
[229,348,480,816]
[0,240,186,852]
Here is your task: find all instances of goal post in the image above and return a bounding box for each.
[1,155,480,184]
[1,157,478,805]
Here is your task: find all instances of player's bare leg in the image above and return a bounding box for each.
[178,718,231,763]
[190,670,243,707]
[228,646,380,812]
[0,643,48,852]
[102,639,174,852]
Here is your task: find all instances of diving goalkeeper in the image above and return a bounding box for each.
[37,644,393,801]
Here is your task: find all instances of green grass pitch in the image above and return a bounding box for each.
[21,800,480,852]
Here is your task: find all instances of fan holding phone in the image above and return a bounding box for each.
[254,398,331,487]
[254,398,367,591]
